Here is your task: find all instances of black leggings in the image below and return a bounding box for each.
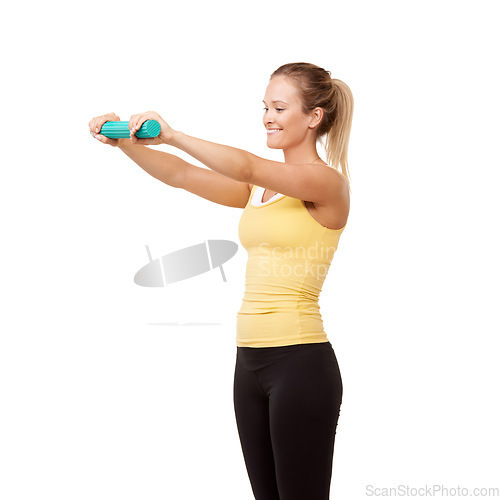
[233,341,343,500]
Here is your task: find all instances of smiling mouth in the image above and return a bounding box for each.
[267,129,282,135]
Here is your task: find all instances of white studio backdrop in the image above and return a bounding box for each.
[1,0,499,499]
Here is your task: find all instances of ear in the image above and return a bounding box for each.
[308,107,324,129]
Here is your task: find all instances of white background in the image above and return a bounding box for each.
[1,0,499,498]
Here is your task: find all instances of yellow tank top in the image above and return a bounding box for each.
[236,182,347,348]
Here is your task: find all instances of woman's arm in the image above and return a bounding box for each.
[128,111,345,206]
[116,139,251,208]
[117,139,185,187]
[168,131,253,183]
[128,111,254,183]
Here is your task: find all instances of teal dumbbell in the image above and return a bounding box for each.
[93,120,161,139]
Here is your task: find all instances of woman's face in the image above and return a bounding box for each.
[262,75,316,150]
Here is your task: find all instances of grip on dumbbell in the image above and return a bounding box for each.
[93,120,161,139]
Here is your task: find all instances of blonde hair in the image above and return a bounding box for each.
[270,62,354,191]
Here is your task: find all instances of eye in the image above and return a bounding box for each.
[276,108,284,112]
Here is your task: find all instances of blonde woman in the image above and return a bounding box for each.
[89,62,353,499]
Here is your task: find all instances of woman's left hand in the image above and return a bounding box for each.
[129,111,175,145]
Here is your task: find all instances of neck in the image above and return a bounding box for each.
[282,141,324,165]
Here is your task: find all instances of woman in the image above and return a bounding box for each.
[89,62,353,499]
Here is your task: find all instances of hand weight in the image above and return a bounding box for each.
[92,120,161,139]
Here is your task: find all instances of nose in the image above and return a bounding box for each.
[263,108,276,125]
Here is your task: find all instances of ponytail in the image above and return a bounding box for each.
[323,78,354,191]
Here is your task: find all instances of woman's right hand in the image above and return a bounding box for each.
[88,112,121,147]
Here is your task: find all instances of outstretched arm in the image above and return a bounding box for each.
[128,110,347,205]
[128,111,252,183]
[169,131,252,183]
